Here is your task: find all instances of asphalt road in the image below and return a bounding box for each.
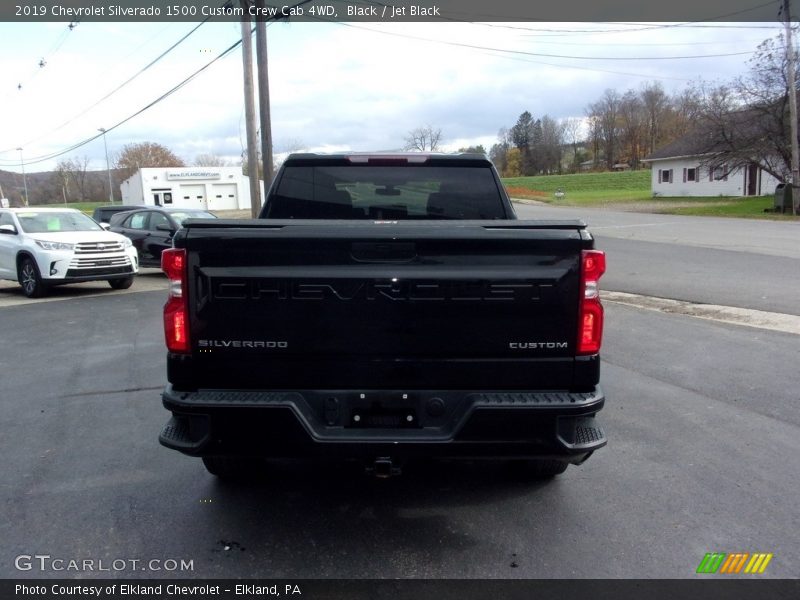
[514,203,800,316]
[1,208,798,580]
[1,291,798,579]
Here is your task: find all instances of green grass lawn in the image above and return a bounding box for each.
[502,170,652,203]
[656,196,797,219]
[502,171,797,219]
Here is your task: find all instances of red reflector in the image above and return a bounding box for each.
[162,248,189,353]
[583,250,606,280]
[577,249,606,355]
[162,248,185,280]
[579,304,604,354]
[164,297,189,353]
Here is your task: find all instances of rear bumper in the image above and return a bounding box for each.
[160,385,606,463]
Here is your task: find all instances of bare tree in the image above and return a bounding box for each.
[54,159,74,203]
[668,84,705,140]
[690,36,796,182]
[115,142,185,180]
[194,153,231,167]
[585,114,602,169]
[561,117,584,171]
[58,156,91,201]
[587,89,622,170]
[540,115,565,174]
[640,81,670,156]
[619,90,646,168]
[404,125,443,152]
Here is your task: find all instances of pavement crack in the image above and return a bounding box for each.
[61,386,163,399]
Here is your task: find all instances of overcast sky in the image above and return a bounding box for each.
[0,19,784,174]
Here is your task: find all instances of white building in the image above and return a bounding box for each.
[120,167,264,211]
[644,156,780,198]
[643,131,781,197]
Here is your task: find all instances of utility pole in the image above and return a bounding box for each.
[783,0,799,215]
[255,0,274,199]
[98,128,114,204]
[240,1,261,218]
[16,147,28,206]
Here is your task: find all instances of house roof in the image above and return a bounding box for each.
[642,134,711,162]
[643,106,786,162]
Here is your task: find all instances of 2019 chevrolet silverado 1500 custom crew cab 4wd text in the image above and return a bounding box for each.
[158,153,607,479]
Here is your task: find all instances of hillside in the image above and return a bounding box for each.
[0,167,122,206]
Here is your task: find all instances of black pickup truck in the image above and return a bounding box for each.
[159,153,607,479]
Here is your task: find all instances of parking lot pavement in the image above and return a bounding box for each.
[0,268,166,308]
[1,294,798,578]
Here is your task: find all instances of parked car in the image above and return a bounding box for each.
[92,204,143,224]
[0,207,138,297]
[109,207,217,268]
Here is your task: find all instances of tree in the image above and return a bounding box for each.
[58,156,91,201]
[587,89,622,169]
[489,127,511,174]
[54,159,74,203]
[640,81,670,156]
[562,117,584,172]
[241,155,264,181]
[115,142,185,180]
[457,145,487,154]
[618,90,646,168]
[691,35,797,183]
[404,125,443,151]
[668,85,704,141]
[194,153,231,167]
[585,114,602,169]
[510,111,535,174]
[503,147,523,177]
[539,115,564,174]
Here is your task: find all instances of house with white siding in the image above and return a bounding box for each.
[643,127,781,197]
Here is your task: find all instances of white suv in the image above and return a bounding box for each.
[0,207,139,298]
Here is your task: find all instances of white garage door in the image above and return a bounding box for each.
[210,184,238,210]
[179,185,207,210]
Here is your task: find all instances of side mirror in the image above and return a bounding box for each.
[156,223,177,234]
[100,223,111,230]
[0,224,17,234]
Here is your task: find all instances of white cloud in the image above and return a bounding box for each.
[0,20,781,174]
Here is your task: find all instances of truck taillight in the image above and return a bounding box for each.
[577,249,606,355]
[162,248,189,353]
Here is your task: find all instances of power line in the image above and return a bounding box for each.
[0,36,243,167]
[10,20,210,152]
[0,2,312,167]
[330,21,756,61]
[351,0,779,35]
[0,20,80,105]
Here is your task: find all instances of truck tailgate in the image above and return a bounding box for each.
[171,220,593,391]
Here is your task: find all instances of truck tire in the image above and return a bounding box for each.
[18,257,47,298]
[108,276,134,290]
[202,456,264,479]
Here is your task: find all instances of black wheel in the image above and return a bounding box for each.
[18,257,46,298]
[202,456,264,480]
[108,276,134,290]
[511,459,569,479]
